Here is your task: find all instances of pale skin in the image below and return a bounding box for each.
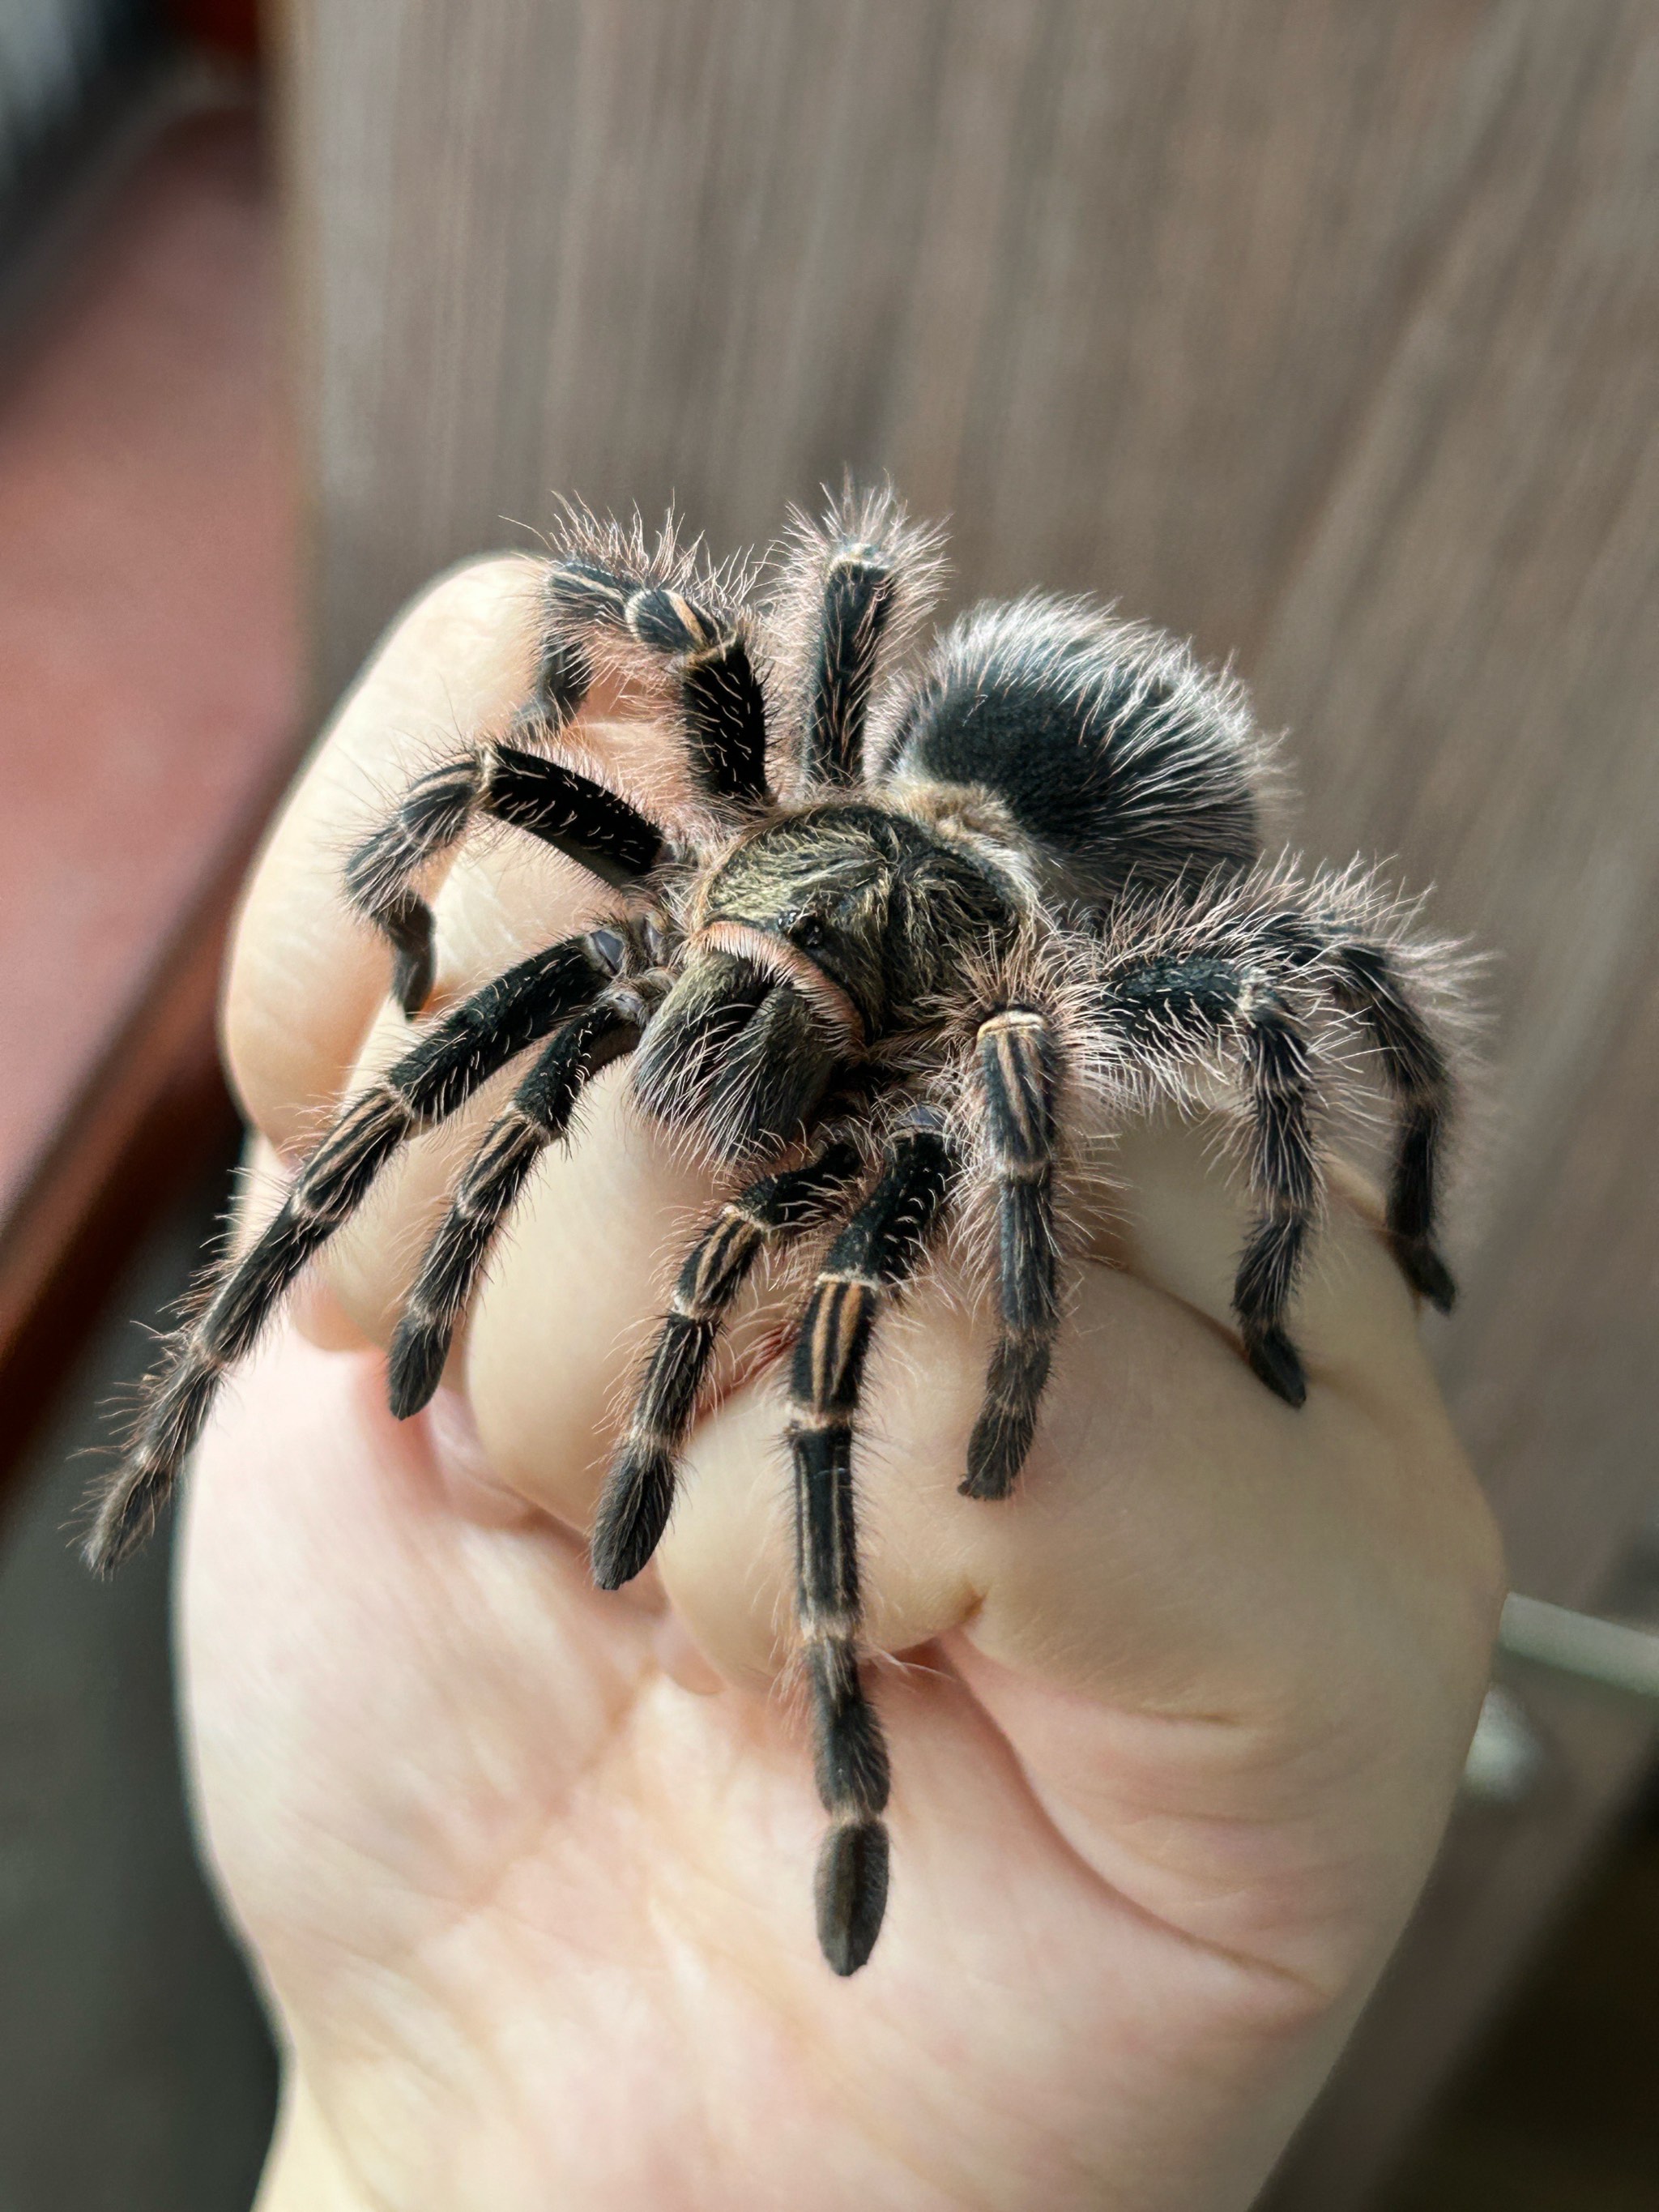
[177,557,1504,2212]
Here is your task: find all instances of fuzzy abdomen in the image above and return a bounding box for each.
[886,598,1267,907]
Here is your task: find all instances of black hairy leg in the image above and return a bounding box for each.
[347,533,770,1017]
[962,1008,1061,1501]
[787,1111,953,1975]
[1230,984,1320,1405]
[548,547,770,809]
[778,486,941,791]
[591,1134,864,1592]
[386,984,666,1420]
[1325,942,1457,1312]
[345,746,666,1018]
[87,931,625,1574]
[800,539,898,787]
[1097,957,1323,1410]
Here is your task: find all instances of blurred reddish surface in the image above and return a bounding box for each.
[164,0,262,60]
[0,100,299,1454]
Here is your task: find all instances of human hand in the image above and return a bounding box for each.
[180,558,1502,2212]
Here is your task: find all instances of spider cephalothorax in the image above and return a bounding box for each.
[637,802,1026,1159]
[89,488,1464,1976]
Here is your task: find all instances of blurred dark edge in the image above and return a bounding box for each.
[0,22,285,2206]
[0,843,247,1495]
[0,1155,279,2210]
[0,47,289,1517]
[0,3,260,347]
[0,15,173,348]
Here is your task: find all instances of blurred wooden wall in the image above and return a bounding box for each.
[285,5,1659,2202]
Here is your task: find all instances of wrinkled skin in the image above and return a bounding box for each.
[181,557,1503,2212]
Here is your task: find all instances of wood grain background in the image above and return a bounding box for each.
[285,5,1659,2200]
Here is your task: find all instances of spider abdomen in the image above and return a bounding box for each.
[887,597,1268,907]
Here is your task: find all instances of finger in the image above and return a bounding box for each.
[223,553,693,1157]
[655,1121,1469,1700]
[217,552,702,1352]
[448,1097,1495,1715]
[178,1326,667,1950]
[461,1069,775,1511]
[224,555,547,1151]
[310,801,774,1369]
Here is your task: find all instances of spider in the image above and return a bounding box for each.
[88,487,1462,1977]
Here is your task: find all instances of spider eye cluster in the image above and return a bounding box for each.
[780,907,832,952]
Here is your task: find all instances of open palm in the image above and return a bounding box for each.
[176,560,1499,2212]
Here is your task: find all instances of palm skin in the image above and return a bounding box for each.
[177,558,1502,2212]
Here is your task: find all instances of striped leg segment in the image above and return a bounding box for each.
[591,1136,864,1593]
[386,993,659,1419]
[803,543,899,785]
[1100,959,1323,1408]
[962,1009,1060,1501]
[346,531,770,1019]
[779,485,940,790]
[787,1112,953,1975]
[1231,984,1320,1405]
[87,934,619,1574]
[344,744,665,1017]
[1328,942,1456,1312]
[547,558,770,807]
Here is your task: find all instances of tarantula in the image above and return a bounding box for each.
[89,489,1461,1976]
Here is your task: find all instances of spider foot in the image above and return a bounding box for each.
[84,1460,164,1578]
[386,1309,450,1420]
[960,1399,1035,1500]
[591,1445,676,1591]
[1243,1325,1308,1408]
[392,932,436,1021]
[815,1817,889,1976]
[1394,1236,1456,1314]
[961,1334,1047,1500]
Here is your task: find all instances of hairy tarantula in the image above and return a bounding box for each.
[89,489,1461,1976]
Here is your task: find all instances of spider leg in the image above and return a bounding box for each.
[348,537,769,1016]
[1324,942,1457,1312]
[548,551,770,809]
[386,984,668,1419]
[86,930,624,1574]
[588,1134,864,1592]
[346,745,665,1017]
[787,1108,953,1975]
[780,485,940,788]
[962,1009,1060,1501]
[802,548,898,788]
[1099,958,1323,1409]
[1230,983,1321,1405]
